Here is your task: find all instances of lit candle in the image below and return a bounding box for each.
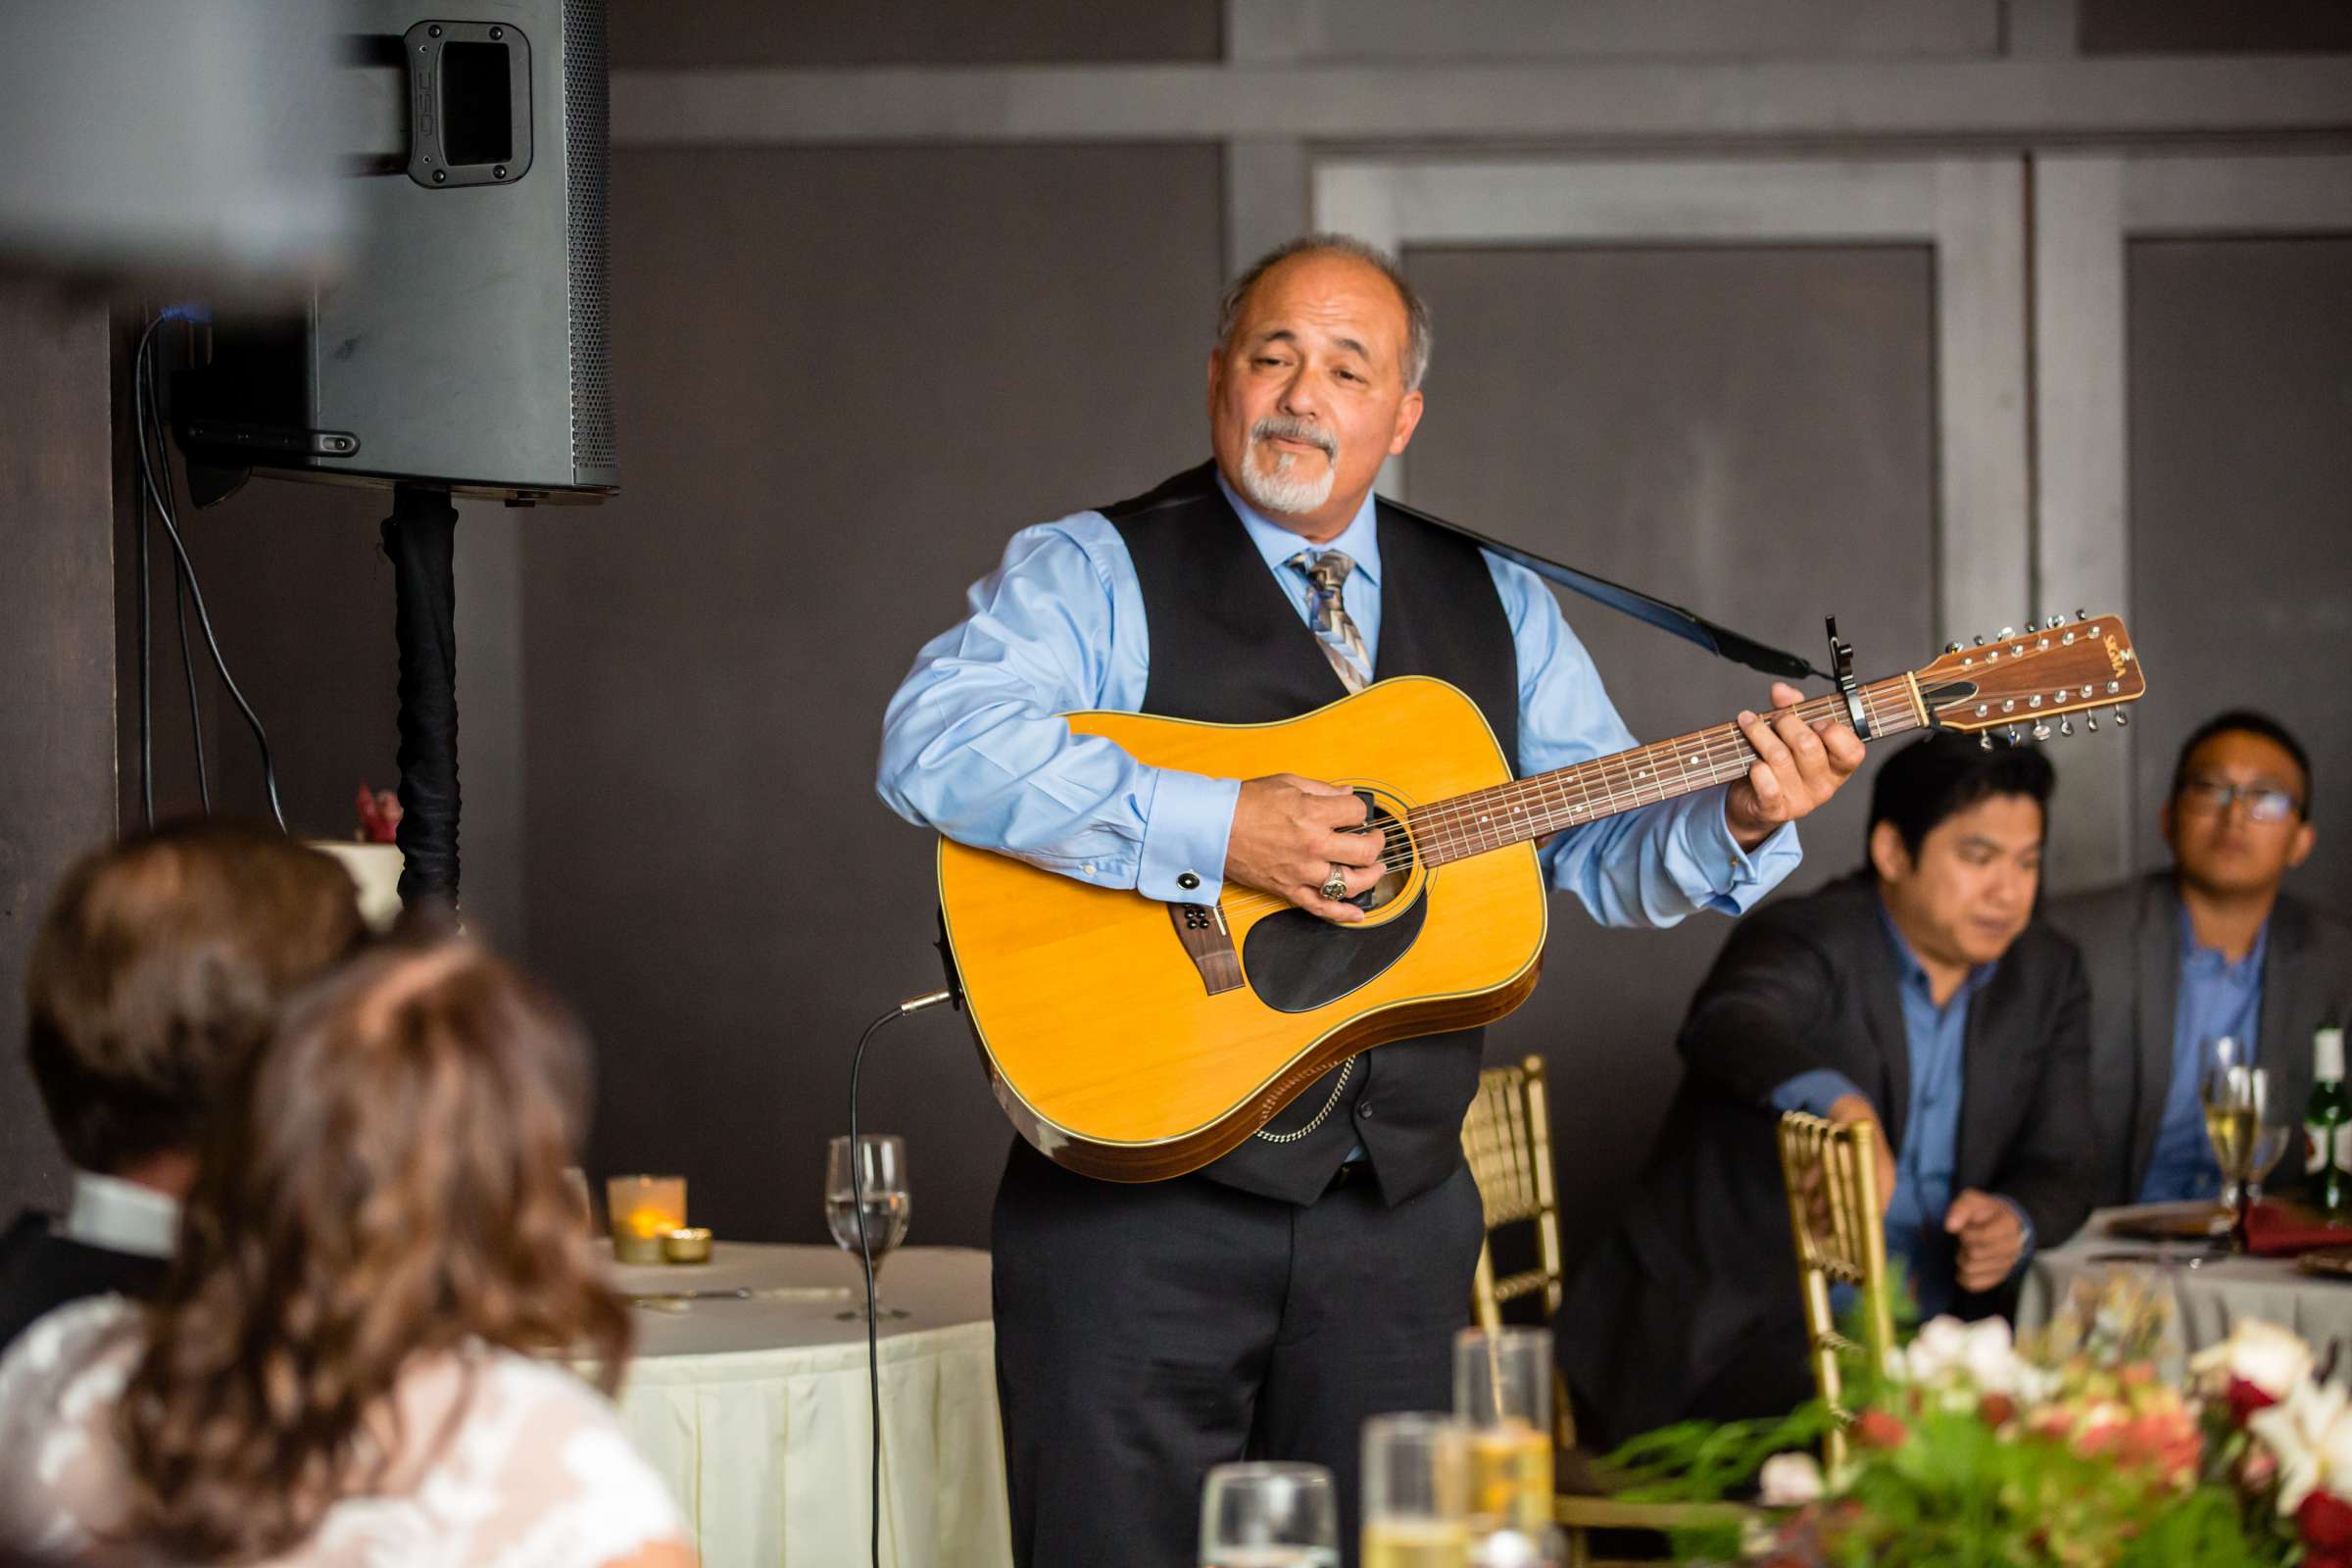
[606,1175,686,1263]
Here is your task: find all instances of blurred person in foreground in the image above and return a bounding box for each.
[1,819,365,1352]
[0,941,695,1568]
[2048,710,2352,1207]
[1560,732,2093,1446]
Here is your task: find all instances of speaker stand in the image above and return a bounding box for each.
[382,483,461,911]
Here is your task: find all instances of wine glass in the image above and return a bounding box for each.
[2203,1064,2292,1252]
[826,1134,910,1320]
[1199,1461,1339,1568]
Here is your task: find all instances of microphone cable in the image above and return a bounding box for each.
[847,987,957,1568]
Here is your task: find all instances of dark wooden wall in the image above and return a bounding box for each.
[0,282,119,1213]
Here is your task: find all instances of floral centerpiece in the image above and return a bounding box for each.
[1609,1272,2350,1566]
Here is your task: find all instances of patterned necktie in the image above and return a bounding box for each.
[1289,549,1372,694]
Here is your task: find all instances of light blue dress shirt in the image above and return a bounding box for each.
[877,471,1802,926]
[2137,915,2270,1203]
[1772,903,2027,1316]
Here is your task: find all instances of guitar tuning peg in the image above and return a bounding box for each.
[2047,613,2067,630]
[2086,713,2099,732]
[2059,716,2075,737]
[1998,626,2015,640]
[1943,640,1963,655]
[2114,707,2129,727]
[1980,733,1994,752]
[2074,608,2088,622]
[1972,634,1986,647]
[2005,725,2023,746]
[2031,721,2053,742]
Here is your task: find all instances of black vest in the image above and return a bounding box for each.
[1105,462,1520,1206]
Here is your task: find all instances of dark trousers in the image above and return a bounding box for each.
[992,1138,1485,1568]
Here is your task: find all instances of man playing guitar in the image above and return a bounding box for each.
[876,232,1865,1568]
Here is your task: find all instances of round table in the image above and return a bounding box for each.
[2019,1206,2352,1355]
[610,1243,1010,1568]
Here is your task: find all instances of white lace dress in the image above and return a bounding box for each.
[0,1297,689,1567]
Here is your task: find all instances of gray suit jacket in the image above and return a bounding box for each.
[2045,871,2352,1209]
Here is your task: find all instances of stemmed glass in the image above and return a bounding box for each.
[826,1134,911,1320]
[1199,1461,1339,1568]
[2202,1061,2292,1252]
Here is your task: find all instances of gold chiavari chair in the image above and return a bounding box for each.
[1773,1110,1897,1473]
[1464,1058,1748,1568]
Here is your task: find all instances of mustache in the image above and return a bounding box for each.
[1249,416,1336,460]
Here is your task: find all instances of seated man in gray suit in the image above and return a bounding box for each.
[2048,710,2352,1208]
[1560,733,2092,1446]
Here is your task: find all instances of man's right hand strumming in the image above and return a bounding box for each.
[1226,774,1385,922]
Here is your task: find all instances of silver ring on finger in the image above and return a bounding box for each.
[1320,865,1349,902]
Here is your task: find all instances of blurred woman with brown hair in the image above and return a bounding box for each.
[0,941,695,1568]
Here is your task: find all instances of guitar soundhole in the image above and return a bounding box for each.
[1352,796,1414,913]
[1242,796,1427,1015]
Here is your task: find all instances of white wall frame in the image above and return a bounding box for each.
[2032,152,2352,886]
[1309,156,2032,656]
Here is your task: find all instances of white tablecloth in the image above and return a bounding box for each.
[2019,1206,2352,1355]
[611,1243,1010,1568]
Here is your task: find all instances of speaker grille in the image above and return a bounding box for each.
[564,0,614,476]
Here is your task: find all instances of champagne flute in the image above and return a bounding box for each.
[1199,1461,1339,1568]
[2199,1037,2248,1210]
[2203,1066,2292,1252]
[826,1134,911,1320]
[1452,1328,1558,1554]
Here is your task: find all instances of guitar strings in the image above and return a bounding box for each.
[1207,683,1916,919]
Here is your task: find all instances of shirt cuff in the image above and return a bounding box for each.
[1682,794,1800,914]
[1769,1069,1864,1118]
[1994,1196,2037,1277]
[1137,770,1241,904]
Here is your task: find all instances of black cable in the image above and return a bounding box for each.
[133,318,283,830]
[144,335,209,811]
[847,990,956,1568]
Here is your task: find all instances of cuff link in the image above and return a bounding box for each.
[1176,870,1200,892]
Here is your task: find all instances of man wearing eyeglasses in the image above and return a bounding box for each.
[2049,710,2352,1208]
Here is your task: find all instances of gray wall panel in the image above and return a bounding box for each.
[1404,243,1938,1259]
[2125,236,2352,918]
[611,0,1220,70]
[524,144,1224,1250]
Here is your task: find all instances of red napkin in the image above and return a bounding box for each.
[2243,1200,2352,1257]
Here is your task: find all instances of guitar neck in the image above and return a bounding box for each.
[1406,675,1926,868]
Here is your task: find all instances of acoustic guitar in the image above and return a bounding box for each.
[938,613,2148,1181]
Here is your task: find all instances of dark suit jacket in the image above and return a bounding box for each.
[1557,871,2093,1446]
[2045,871,2352,1209]
[0,1209,169,1354]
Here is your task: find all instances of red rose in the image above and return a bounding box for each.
[2228,1376,2280,1427]
[1979,1393,2016,1428]
[2300,1492,2352,1551]
[1854,1409,1908,1449]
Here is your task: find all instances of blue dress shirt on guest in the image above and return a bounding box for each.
[878,471,1802,926]
[1770,903,2022,1319]
[2136,915,2270,1203]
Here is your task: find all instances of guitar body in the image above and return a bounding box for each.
[937,676,1547,1182]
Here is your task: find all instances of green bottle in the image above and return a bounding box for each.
[2306,1027,2350,1213]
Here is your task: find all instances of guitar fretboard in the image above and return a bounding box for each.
[1402,676,1924,868]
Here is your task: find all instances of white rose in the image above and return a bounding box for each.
[1958,1318,2022,1394]
[1903,1316,1972,1383]
[2250,1381,2349,1513]
[1757,1451,1825,1508]
[2191,1319,2315,1400]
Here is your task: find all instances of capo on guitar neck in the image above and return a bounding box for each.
[1826,616,1872,740]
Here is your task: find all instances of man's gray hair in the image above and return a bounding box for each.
[1215,232,1433,393]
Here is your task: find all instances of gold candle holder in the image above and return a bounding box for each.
[607,1174,686,1263]
[662,1227,712,1264]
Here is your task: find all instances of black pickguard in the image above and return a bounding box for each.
[1242,889,1427,1013]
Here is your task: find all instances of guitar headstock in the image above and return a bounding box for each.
[1910,612,2148,741]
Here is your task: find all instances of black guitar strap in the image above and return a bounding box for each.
[1379,493,1831,682]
